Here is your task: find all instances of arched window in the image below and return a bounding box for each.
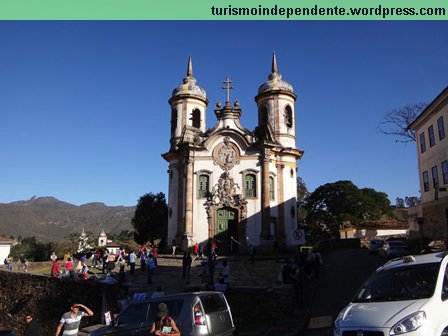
[259,105,269,126]
[171,108,177,133]
[192,108,201,129]
[198,174,209,198]
[269,176,275,200]
[285,105,293,128]
[245,174,256,198]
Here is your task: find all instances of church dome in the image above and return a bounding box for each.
[257,53,294,95]
[171,57,207,100]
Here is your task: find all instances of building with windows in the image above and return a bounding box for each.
[162,55,303,254]
[408,86,448,239]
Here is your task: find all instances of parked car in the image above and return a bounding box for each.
[0,326,15,336]
[367,240,385,254]
[378,240,410,259]
[334,252,448,336]
[84,291,235,336]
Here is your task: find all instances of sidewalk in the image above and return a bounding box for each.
[123,254,316,336]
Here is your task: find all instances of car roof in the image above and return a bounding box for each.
[379,252,447,271]
[132,291,224,305]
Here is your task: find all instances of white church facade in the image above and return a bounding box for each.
[162,55,303,254]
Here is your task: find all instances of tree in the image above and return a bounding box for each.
[304,180,392,241]
[395,197,405,208]
[405,196,421,207]
[378,103,427,143]
[297,177,310,225]
[10,236,54,261]
[132,192,168,245]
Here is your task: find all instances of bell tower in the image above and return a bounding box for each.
[255,53,297,149]
[168,57,208,150]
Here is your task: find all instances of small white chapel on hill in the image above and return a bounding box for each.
[162,54,303,254]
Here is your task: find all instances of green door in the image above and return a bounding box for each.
[216,208,238,255]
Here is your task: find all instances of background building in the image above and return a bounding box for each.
[162,55,303,254]
[408,86,448,239]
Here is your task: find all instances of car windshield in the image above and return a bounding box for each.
[353,262,439,302]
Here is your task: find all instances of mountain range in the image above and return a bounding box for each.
[0,196,135,242]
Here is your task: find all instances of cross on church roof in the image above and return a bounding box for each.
[222,77,234,104]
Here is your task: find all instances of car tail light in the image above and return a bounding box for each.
[193,302,206,325]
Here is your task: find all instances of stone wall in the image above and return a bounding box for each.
[0,270,117,336]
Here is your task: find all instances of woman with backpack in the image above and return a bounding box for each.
[149,303,180,336]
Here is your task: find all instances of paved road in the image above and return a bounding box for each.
[301,249,385,336]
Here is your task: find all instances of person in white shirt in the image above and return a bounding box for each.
[128,251,137,275]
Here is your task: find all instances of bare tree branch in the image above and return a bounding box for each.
[378,103,427,143]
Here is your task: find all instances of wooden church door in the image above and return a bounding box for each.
[216,208,239,255]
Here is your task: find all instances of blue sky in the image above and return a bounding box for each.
[1,21,447,206]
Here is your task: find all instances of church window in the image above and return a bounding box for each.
[432,165,439,188]
[428,125,435,147]
[198,174,209,198]
[192,108,201,129]
[420,132,426,153]
[171,109,177,133]
[269,176,275,200]
[443,160,448,185]
[285,105,293,128]
[245,174,256,198]
[423,170,429,192]
[438,116,445,140]
[259,105,269,126]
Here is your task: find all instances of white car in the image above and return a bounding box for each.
[334,252,448,336]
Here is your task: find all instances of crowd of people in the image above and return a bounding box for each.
[3,254,29,272]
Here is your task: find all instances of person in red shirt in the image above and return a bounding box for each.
[152,245,159,267]
[51,259,60,277]
[193,243,199,259]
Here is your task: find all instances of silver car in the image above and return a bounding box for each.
[84,291,235,336]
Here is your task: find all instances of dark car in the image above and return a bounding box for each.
[367,240,385,254]
[83,291,235,336]
[0,326,16,336]
[378,240,410,259]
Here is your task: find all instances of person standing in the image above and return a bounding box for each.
[198,244,204,260]
[24,313,40,336]
[182,251,192,284]
[210,241,218,259]
[7,255,13,270]
[55,303,93,336]
[220,260,230,285]
[248,244,255,264]
[152,245,159,267]
[171,239,177,255]
[128,251,136,275]
[51,259,60,277]
[140,249,147,272]
[193,243,199,259]
[19,254,28,272]
[50,252,57,262]
[146,254,156,284]
[102,249,109,274]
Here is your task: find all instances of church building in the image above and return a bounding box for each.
[162,54,303,254]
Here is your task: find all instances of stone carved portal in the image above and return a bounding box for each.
[204,172,247,254]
